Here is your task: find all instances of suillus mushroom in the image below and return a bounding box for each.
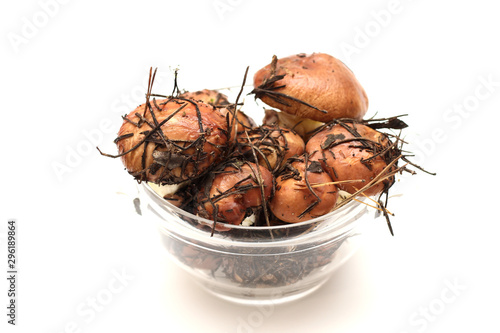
[306,121,398,196]
[253,53,369,123]
[195,160,274,227]
[236,124,305,173]
[111,97,230,184]
[270,154,338,223]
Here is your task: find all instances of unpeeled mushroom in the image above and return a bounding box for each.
[236,124,305,173]
[306,122,397,196]
[270,154,338,223]
[195,160,274,226]
[115,97,229,184]
[253,53,369,123]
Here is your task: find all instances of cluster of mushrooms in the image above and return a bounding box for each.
[101,53,422,235]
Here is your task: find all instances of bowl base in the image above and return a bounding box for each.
[195,275,331,306]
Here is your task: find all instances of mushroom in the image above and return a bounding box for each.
[270,154,338,223]
[180,88,256,142]
[114,97,230,184]
[236,124,305,173]
[195,160,274,226]
[306,121,398,196]
[253,53,369,135]
[262,108,323,141]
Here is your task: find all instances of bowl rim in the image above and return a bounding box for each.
[139,182,372,247]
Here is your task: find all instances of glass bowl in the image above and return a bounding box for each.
[137,182,377,305]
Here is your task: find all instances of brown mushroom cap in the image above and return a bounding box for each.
[253,53,369,122]
[116,98,229,184]
[236,124,305,173]
[306,122,395,196]
[179,89,257,141]
[196,161,274,226]
[270,156,338,223]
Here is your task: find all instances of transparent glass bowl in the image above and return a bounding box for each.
[138,182,377,305]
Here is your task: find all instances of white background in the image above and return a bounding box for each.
[1,0,499,332]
